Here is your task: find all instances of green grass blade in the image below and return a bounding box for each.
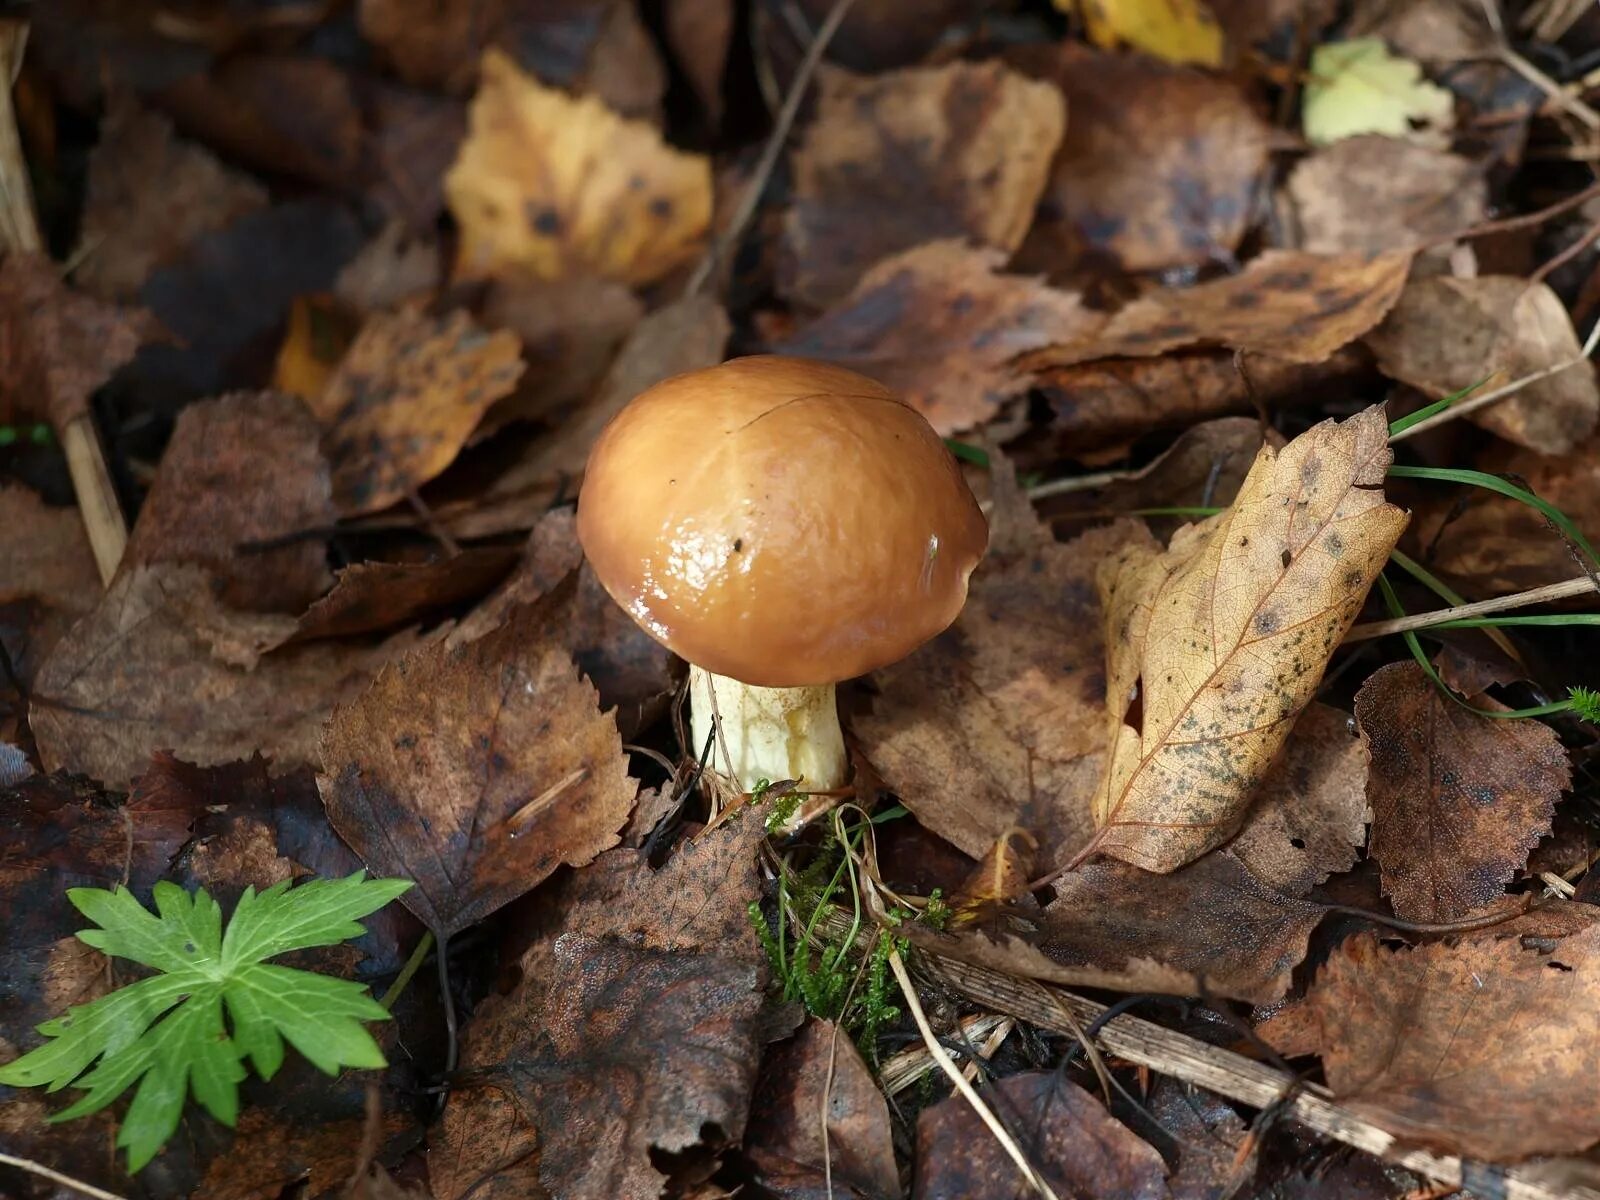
[1387,465,1600,568]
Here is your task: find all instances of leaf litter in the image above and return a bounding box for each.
[6,4,1600,1198]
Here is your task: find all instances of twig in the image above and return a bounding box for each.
[886,948,1063,1200]
[1345,576,1600,641]
[0,1153,129,1200]
[1424,178,1600,248]
[879,1012,1010,1095]
[683,0,858,297]
[1388,319,1600,442]
[1498,43,1600,131]
[1531,214,1600,285]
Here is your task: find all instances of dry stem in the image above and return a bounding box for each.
[1345,576,1600,641]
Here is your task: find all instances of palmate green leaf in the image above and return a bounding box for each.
[0,871,410,1172]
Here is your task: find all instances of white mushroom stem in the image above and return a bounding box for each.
[689,665,848,794]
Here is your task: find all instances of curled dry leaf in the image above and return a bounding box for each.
[31,564,414,790]
[123,391,335,613]
[318,576,635,937]
[314,307,524,516]
[446,48,710,286]
[286,548,521,645]
[1282,135,1486,255]
[783,60,1065,308]
[1365,275,1600,455]
[73,97,267,301]
[1023,249,1413,372]
[1016,44,1270,274]
[1308,927,1600,1160]
[777,242,1099,435]
[1092,405,1406,872]
[1354,661,1568,923]
[0,252,156,425]
[914,1070,1167,1200]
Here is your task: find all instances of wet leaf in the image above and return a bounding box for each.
[0,252,156,425]
[316,308,524,516]
[1016,44,1269,274]
[1092,406,1406,872]
[1354,661,1568,923]
[1283,135,1486,255]
[318,578,635,938]
[915,1070,1168,1200]
[123,391,335,613]
[1024,250,1413,372]
[784,61,1065,308]
[446,48,710,286]
[1307,926,1600,1160]
[30,564,413,790]
[1302,39,1454,148]
[778,242,1099,435]
[744,1018,900,1200]
[1365,275,1600,455]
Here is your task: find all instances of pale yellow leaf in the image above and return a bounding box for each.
[445,49,712,286]
[1303,38,1454,147]
[1069,0,1225,67]
[1092,405,1407,873]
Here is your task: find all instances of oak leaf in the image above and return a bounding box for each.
[1092,405,1406,872]
[1354,661,1568,922]
[446,48,710,286]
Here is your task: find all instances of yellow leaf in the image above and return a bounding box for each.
[1092,405,1407,873]
[272,295,358,402]
[1303,38,1454,147]
[445,49,712,287]
[1069,0,1225,68]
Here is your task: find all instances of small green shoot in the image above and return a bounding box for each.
[944,439,990,468]
[1386,378,1489,439]
[749,777,805,833]
[922,887,951,931]
[0,872,411,1172]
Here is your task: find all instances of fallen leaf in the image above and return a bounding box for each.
[334,221,441,314]
[1364,275,1600,455]
[272,294,361,403]
[1307,927,1600,1160]
[783,61,1065,308]
[287,548,520,644]
[0,252,155,425]
[1068,0,1225,66]
[30,564,412,789]
[122,391,335,613]
[915,1070,1168,1200]
[1015,44,1269,273]
[315,307,524,516]
[1354,661,1568,922]
[1302,38,1454,148]
[1024,250,1413,372]
[72,96,267,301]
[769,0,989,73]
[1091,406,1406,872]
[777,242,1099,435]
[1136,1078,1247,1200]
[0,486,100,684]
[1282,135,1486,255]
[744,1018,901,1199]
[318,577,635,938]
[446,48,711,286]
[665,0,733,121]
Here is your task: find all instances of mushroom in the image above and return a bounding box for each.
[577,355,987,800]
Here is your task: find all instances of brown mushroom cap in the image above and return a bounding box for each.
[577,355,988,687]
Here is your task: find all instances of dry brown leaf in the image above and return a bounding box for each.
[72,96,267,301]
[316,307,523,516]
[0,486,100,667]
[1365,275,1600,454]
[744,1018,900,1200]
[1024,250,1413,372]
[778,242,1099,435]
[1092,406,1406,872]
[1283,135,1486,255]
[1307,927,1600,1160]
[446,48,710,286]
[0,252,156,424]
[30,564,412,789]
[784,61,1065,308]
[665,0,733,121]
[858,464,1148,866]
[1354,661,1568,922]
[319,577,635,937]
[1015,44,1270,274]
[915,1071,1167,1200]
[288,549,520,645]
[334,221,441,314]
[122,391,335,613]
[1139,1078,1247,1200]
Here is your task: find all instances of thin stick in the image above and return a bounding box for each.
[1424,178,1600,248]
[0,1153,129,1200]
[1345,576,1599,641]
[1498,44,1600,130]
[683,0,858,297]
[886,948,1063,1200]
[1388,319,1600,443]
[1531,214,1600,286]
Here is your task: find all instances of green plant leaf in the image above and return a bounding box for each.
[0,871,410,1172]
